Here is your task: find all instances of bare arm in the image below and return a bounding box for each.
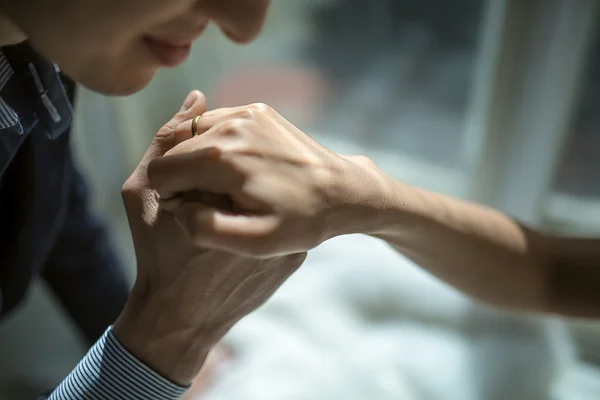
[370,178,600,318]
[144,102,600,320]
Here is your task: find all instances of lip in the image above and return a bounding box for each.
[144,23,208,67]
[144,36,193,67]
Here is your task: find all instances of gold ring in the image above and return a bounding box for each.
[191,115,201,137]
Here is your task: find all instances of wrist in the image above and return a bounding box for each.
[113,279,217,385]
[324,155,407,239]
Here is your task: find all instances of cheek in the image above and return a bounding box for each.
[20,0,193,94]
[100,0,194,31]
[58,0,180,53]
[62,0,192,62]
[52,37,156,95]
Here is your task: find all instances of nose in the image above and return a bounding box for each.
[198,0,270,44]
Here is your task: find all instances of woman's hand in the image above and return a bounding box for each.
[147,102,393,258]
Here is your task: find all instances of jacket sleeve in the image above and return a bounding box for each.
[42,152,131,345]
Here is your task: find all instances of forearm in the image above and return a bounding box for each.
[46,281,218,400]
[111,279,219,386]
[360,176,600,318]
[366,178,555,313]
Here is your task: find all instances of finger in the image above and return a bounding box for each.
[179,90,200,113]
[141,90,207,163]
[203,104,283,130]
[159,191,234,212]
[148,118,265,195]
[204,103,311,148]
[178,106,271,142]
[122,90,207,199]
[177,90,207,121]
[202,105,251,117]
[148,148,244,196]
[173,202,280,258]
[172,114,228,146]
[188,114,235,138]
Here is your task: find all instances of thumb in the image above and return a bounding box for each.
[142,90,207,163]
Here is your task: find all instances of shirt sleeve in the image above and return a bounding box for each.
[46,327,188,400]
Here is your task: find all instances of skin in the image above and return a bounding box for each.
[152,103,600,319]
[1,0,599,392]
[0,0,269,94]
[104,93,305,385]
[0,0,307,388]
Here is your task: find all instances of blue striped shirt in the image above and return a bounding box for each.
[47,328,188,400]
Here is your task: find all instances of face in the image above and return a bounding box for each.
[1,0,269,95]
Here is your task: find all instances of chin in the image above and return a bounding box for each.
[78,68,157,96]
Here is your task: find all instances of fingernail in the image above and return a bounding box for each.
[180,91,197,112]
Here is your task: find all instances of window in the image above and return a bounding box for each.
[544,19,600,236]
[539,4,600,368]
[154,0,488,196]
[68,0,600,397]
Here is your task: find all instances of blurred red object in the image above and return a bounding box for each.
[212,66,332,126]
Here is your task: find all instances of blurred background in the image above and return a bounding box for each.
[2,0,600,398]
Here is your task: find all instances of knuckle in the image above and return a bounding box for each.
[351,155,378,168]
[121,180,137,199]
[238,107,255,120]
[249,102,271,114]
[120,180,143,208]
[219,118,248,137]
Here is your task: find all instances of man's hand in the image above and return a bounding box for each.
[113,93,306,386]
[147,103,392,258]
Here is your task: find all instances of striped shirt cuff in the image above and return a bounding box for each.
[48,327,188,400]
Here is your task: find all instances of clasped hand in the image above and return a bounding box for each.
[116,91,389,385]
[148,99,389,258]
[114,91,307,385]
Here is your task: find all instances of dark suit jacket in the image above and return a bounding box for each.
[0,42,130,345]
